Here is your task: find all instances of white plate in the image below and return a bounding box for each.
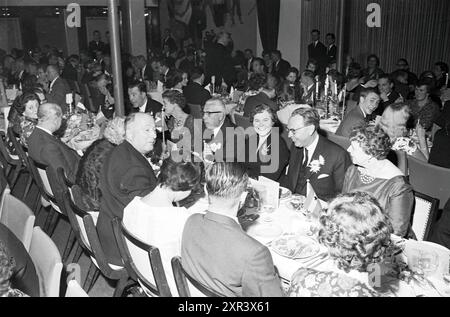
[270,235,320,259]
[247,223,283,242]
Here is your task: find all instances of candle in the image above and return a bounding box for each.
[334,81,338,97]
[324,76,329,97]
[211,76,216,95]
[446,73,449,87]
[342,84,347,120]
[315,81,319,97]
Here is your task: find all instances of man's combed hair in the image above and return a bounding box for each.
[291,108,320,130]
[205,162,248,199]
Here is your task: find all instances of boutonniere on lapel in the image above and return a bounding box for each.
[308,155,325,174]
[209,142,222,153]
[260,144,271,156]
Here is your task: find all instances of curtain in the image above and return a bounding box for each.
[257,0,280,52]
[298,0,450,75]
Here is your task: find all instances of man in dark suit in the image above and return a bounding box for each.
[243,87,278,117]
[283,108,352,201]
[336,88,380,138]
[27,103,81,183]
[181,162,283,297]
[88,30,106,59]
[61,55,80,83]
[126,81,162,117]
[244,49,254,71]
[98,113,158,265]
[162,28,177,52]
[308,29,328,75]
[373,74,403,117]
[45,65,71,113]
[183,67,211,107]
[202,98,238,163]
[325,33,337,66]
[205,31,236,87]
[271,50,291,79]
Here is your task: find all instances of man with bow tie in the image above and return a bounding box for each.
[283,108,352,201]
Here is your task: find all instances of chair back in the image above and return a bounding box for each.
[7,127,29,168]
[112,218,172,297]
[0,167,9,219]
[187,103,202,119]
[65,279,89,297]
[0,130,21,167]
[56,169,125,280]
[56,168,93,255]
[412,192,439,241]
[407,155,450,209]
[326,132,351,151]
[29,226,63,297]
[27,158,62,213]
[386,150,408,175]
[0,193,35,251]
[171,256,224,297]
[234,114,252,129]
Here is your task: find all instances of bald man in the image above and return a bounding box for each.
[45,64,71,113]
[97,112,158,265]
[27,103,81,182]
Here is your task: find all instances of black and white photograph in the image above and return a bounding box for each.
[0,0,449,301]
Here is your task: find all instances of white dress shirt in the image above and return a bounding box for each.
[139,99,148,113]
[304,134,320,165]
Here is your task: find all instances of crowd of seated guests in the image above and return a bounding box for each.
[1,25,450,298]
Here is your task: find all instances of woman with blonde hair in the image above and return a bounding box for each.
[289,192,393,297]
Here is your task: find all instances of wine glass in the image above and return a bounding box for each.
[409,249,439,277]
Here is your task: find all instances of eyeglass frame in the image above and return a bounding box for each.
[202,110,224,116]
[287,125,313,135]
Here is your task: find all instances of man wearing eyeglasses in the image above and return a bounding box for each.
[202,98,237,163]
[282,108,352,201]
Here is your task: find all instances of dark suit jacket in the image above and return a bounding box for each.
[244,130,290,181]
[88,40,106,57]
[27,127,81,183]
[61,63,79,82]
[98,141,157,265]
[46,77,71,113]
[0,223,39,297]
[126,98,163,117]
[308,41,328,72]
[243,92,278,117]
[142,64,154,82]
[283,135,352,201]
[373,90,401,117]
[183,82,211,107]
[205,42,236,86]
[335,106,366,138]
[204,117,238,163]
[272,59,291,79]
[326,44,337,64]
[181,212,283,297]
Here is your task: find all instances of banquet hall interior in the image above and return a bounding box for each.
[0,0,450,298]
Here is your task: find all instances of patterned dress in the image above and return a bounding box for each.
[288,268,380,297]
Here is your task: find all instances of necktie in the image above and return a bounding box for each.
[302,148,309,170]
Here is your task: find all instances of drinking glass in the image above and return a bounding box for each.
[409,249,439,277]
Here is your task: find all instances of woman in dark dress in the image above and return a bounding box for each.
[74,117,126,211]
[244,105,289,181]
[342,126,414,237]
